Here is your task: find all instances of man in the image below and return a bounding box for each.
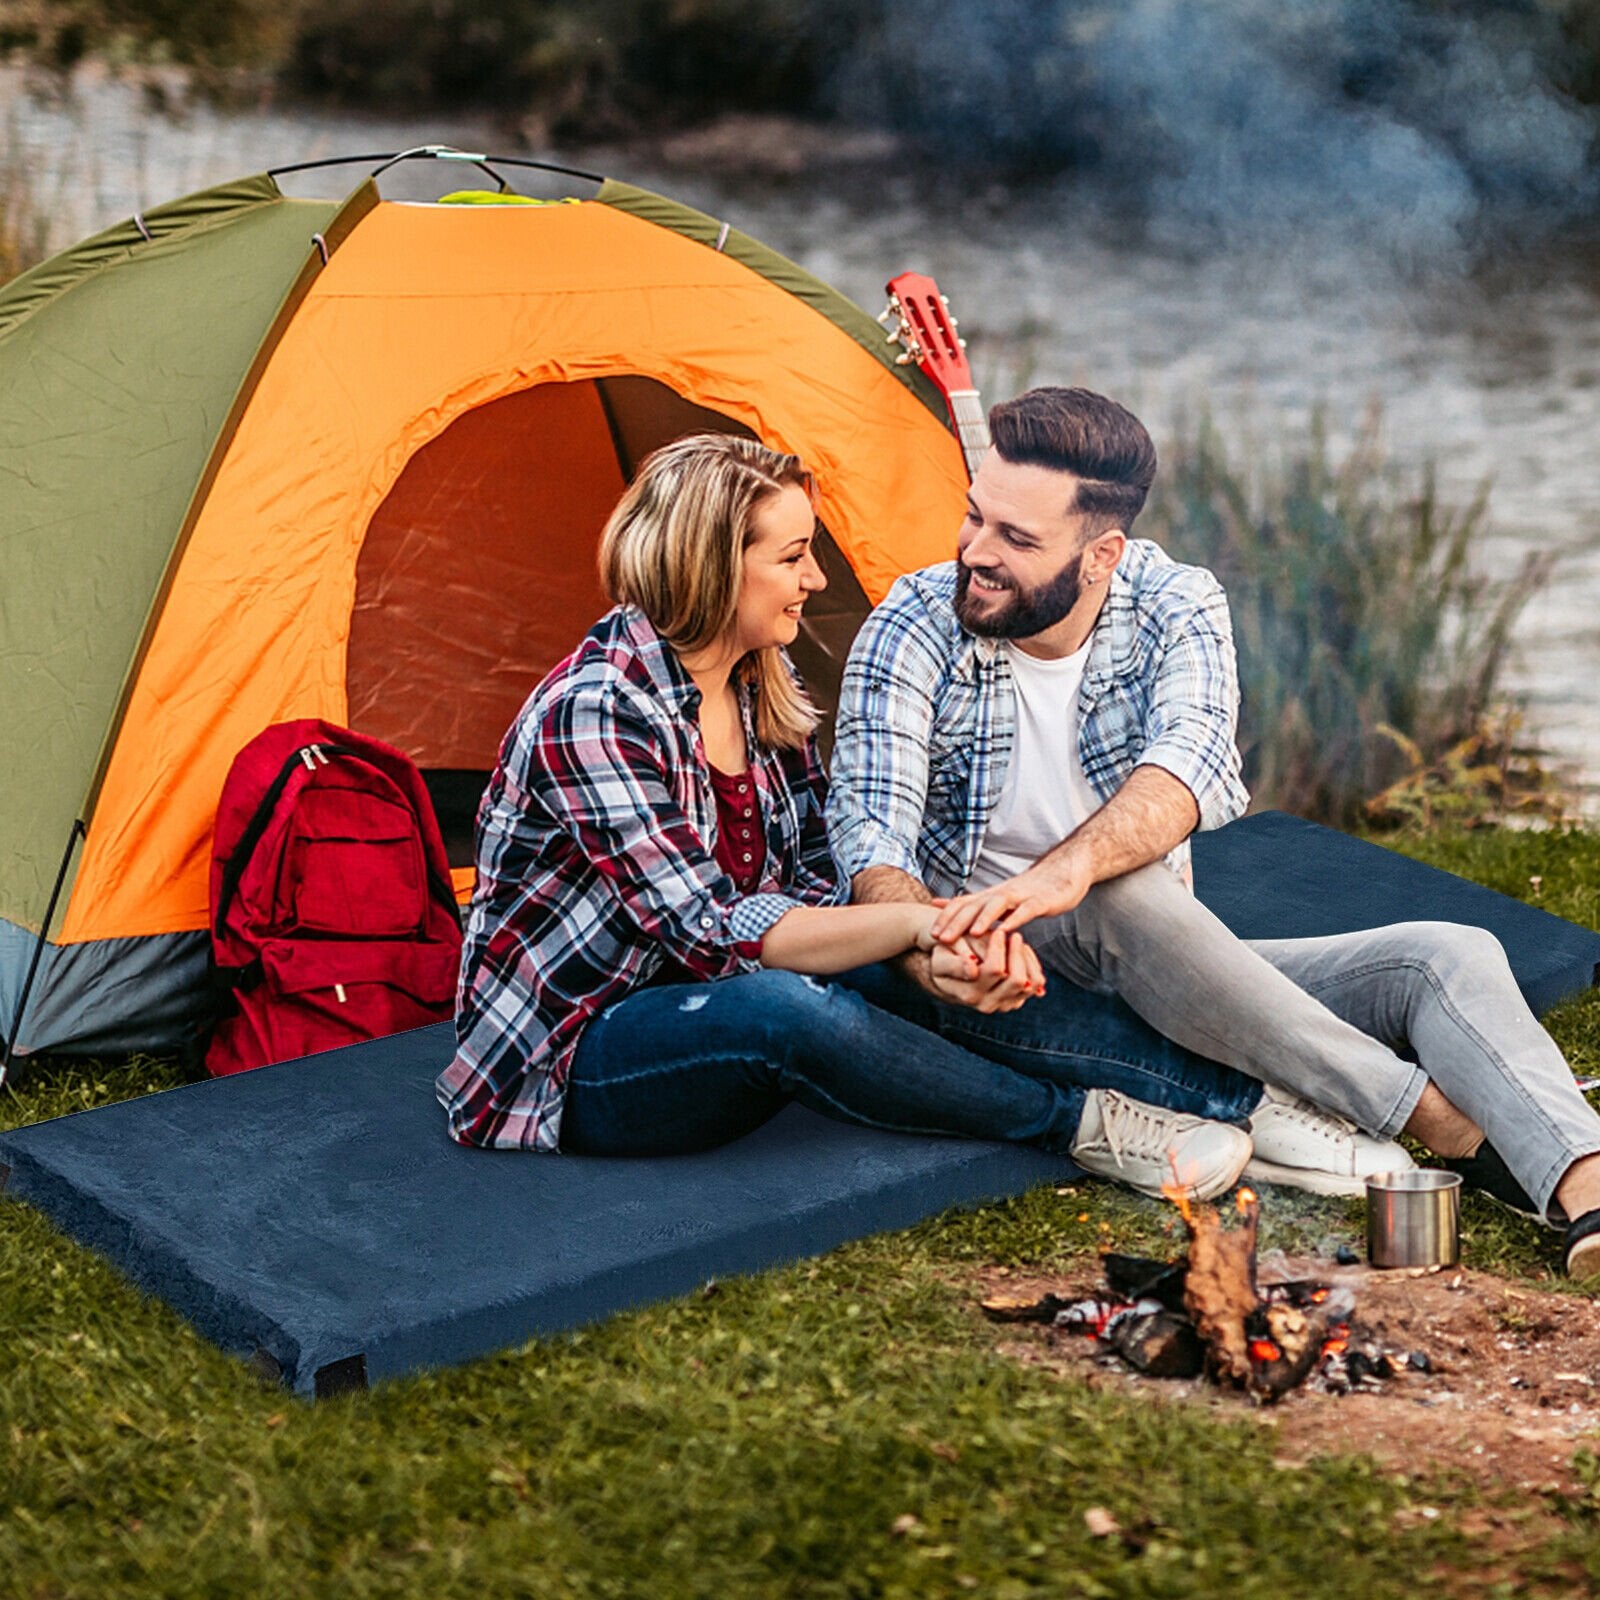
[828,387,1600,1275]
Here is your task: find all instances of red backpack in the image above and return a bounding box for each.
[205,719,464,1077]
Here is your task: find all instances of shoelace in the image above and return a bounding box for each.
[1265,1096,1358,1139]
[1095,1093,1181,1169]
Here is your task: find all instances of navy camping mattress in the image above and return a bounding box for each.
[3,811,1597,1397]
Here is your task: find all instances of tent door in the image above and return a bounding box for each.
[348,376,870,866]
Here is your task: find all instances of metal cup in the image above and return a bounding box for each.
[1366,1169,1462,1268]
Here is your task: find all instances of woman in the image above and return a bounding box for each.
[436,434,1256,1192]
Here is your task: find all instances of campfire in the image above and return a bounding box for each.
[983,1186,1428,1404]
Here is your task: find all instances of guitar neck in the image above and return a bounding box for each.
[946,388,989,480]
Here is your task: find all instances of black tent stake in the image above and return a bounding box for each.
[1,819,86,1088]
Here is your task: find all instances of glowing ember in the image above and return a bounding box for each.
[1249,1338,1283,1363]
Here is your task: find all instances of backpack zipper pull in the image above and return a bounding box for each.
[334,983,348,1004]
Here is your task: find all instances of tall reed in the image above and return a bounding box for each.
[1143,409,1553,826]
[0,122,53,285]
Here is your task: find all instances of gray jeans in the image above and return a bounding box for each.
[1028,862,1600,1220]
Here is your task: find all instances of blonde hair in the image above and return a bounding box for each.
[598,433,820,752]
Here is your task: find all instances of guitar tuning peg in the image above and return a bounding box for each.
[949,316,959,328]
[894,351,915,365]
[940,295,950,306]
[885,329,900,344]
[958,338,967,350]
[876,303,895,326]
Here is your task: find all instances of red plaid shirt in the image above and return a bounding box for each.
[438,606,843,1150]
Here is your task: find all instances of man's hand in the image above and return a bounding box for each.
[931,850,1093,941]
[930,767,1202,942]
[926,927,1046,1013]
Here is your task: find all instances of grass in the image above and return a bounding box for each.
[5,827,1600,1596]
[0,1200,1501,1599]
[1144,409,1553,829]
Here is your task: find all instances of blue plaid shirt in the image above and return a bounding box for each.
[439,606,844,1151]
[828,541,1249,895]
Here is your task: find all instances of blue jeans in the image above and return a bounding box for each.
[834,960,1264,1126]
[560,966,1262,1157]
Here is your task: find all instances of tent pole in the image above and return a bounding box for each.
[266,148,605,186]
[1,819,86,1089]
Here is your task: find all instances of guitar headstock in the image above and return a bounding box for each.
[879,270,988,481]
[879,271,976,395]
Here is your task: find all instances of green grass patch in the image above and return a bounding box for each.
[4,827,1600,1595]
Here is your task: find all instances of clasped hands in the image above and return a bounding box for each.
[911,851,1092,1015]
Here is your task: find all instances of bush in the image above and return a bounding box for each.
[283,0,858,132]
[1143,408,1552,827]
[0,0,290,72]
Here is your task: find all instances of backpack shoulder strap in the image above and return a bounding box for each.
[213,744,320,936]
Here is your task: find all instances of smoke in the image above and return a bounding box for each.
[826,0,1600,247]
[1085,2,1477,246]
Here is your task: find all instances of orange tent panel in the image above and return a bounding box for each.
[64,199,968,942]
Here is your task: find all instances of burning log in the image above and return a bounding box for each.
[978,1189,1392,1402]
[1173,1185,1262,1388]
[1162,1184,1358,1403]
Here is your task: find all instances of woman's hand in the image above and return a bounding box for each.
[929,929,1047,1011]
[920,910,1047,1010]
[759,901,1041,1002]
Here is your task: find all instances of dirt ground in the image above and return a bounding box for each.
[977,1255,1600,1498]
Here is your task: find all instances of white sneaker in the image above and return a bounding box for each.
[1071,1089,1253,1202]
[1245,1087,1416,1197]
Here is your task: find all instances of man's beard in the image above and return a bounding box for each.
[954,551,1085,639]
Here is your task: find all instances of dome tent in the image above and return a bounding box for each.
[0,149,970,1067]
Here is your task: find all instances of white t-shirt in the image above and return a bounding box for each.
[966,641,1102,891]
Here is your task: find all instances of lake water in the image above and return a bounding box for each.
[7,68,1598,803]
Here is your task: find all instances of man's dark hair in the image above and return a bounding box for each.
[988,387,1157,535]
